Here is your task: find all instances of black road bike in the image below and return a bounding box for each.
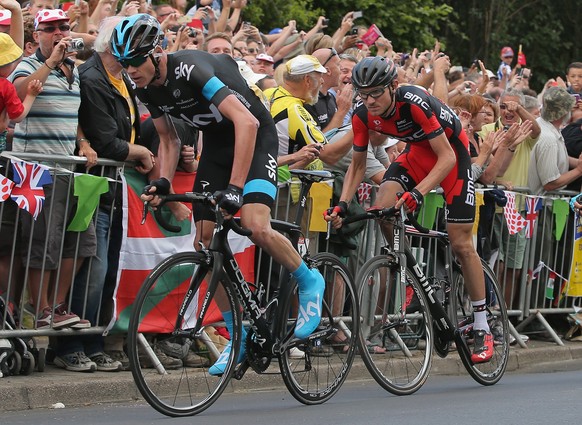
[345,206,510,396]
[127,170,359,417]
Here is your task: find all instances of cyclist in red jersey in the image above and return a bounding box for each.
[325,56,494,363]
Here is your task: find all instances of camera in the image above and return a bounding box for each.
[400,53,410,66]
[472,59,480,67]
[352,10,363,19]
[322,18,329,26]
[349,28,358,35]
[66,38,85,53]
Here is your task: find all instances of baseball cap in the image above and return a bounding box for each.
[383,138,400,149]
[286,54,326,75]
[255,53,274,64]
[485,69,497,79]
[0,10,11,26]
[0,33,23,67]
[541,87,575,122]
[500,46,514,58]
[34,9,69,29]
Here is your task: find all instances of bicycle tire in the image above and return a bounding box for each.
[451,259,509,385]
[127,251,241,417]
[279,252,359,404]
[356,255,433,396]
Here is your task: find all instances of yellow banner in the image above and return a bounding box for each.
[308,181,333,232]
[568,214,582,297]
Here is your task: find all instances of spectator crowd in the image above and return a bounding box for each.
[0,0,581,375]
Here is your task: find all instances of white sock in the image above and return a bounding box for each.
[471,298,490,332]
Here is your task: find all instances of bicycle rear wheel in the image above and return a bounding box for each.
[357,255,433,396]
[279,253,359,404]
[451,259,509,385]
[127,252,241,417]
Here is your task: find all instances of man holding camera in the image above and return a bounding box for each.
[8,9,98,364]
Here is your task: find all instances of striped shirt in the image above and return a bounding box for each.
[9,54,80,156]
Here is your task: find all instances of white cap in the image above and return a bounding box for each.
[286,54,327,75]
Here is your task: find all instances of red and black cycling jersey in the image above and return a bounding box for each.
[352,85,463,152]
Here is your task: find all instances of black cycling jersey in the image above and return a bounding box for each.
[136,50,279,220]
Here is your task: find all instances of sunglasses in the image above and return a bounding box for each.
[119,56,148,69]
[358,84,389,100]
[322,47,338,67]
[36,24,71,33]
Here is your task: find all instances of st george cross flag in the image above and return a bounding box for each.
[106,169,255,334]
[0,174,15,201]
[524,196,543,239]
[503,191,527,235]
[10,160,52,220]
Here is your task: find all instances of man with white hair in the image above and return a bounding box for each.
[528,87,580,195]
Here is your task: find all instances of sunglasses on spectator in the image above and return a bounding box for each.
[36,24,71,33]
[358,84,389,100]
[322,47,338,67]
[119,56,148,69]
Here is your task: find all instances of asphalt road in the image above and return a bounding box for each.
[4,366,582,425]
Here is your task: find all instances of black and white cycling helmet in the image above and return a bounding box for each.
[351,56,398,89]
[110,13,163,62]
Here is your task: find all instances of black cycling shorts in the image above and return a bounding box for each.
[193,124,278,222]
[383,137,476,223]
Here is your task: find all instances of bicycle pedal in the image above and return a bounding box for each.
[233,360,249,380]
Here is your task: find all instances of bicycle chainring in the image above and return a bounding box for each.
[245,330,272,373]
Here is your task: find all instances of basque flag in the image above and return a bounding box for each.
[10,160,52,220]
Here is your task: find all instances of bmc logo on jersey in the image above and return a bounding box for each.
[175,62,195,80]
[403,91,430,111]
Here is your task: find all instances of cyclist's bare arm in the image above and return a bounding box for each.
[325,149,367,228]
[153,114,182,184]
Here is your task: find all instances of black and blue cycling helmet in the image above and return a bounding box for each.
[351,56,398,89]
[110,14,162,62]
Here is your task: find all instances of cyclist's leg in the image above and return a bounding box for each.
[441,142,493,363]
[240,203,324,339]
[192,217,246,376]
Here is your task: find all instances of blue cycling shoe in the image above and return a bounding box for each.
[208,329,247,376]
[294,268,325,339]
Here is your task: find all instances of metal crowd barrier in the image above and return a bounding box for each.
[0,152,127,339]
[2,152,580,350]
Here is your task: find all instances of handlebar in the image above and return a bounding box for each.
[341,206,431,234]
[143,192,252,237]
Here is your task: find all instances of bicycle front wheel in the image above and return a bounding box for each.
[279,252,359,404]
[127,252,241,417]
[357,255,433,396]
[451,259,509,385]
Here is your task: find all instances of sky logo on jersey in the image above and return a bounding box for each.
[180,103,223,127]
[175,62,195,80]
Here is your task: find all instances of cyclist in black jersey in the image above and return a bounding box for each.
[325,56,494,364]
[110,14,325,375]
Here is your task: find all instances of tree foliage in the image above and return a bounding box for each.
[242,0,580,93]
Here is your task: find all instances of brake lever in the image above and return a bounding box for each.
[141,201,149,225]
